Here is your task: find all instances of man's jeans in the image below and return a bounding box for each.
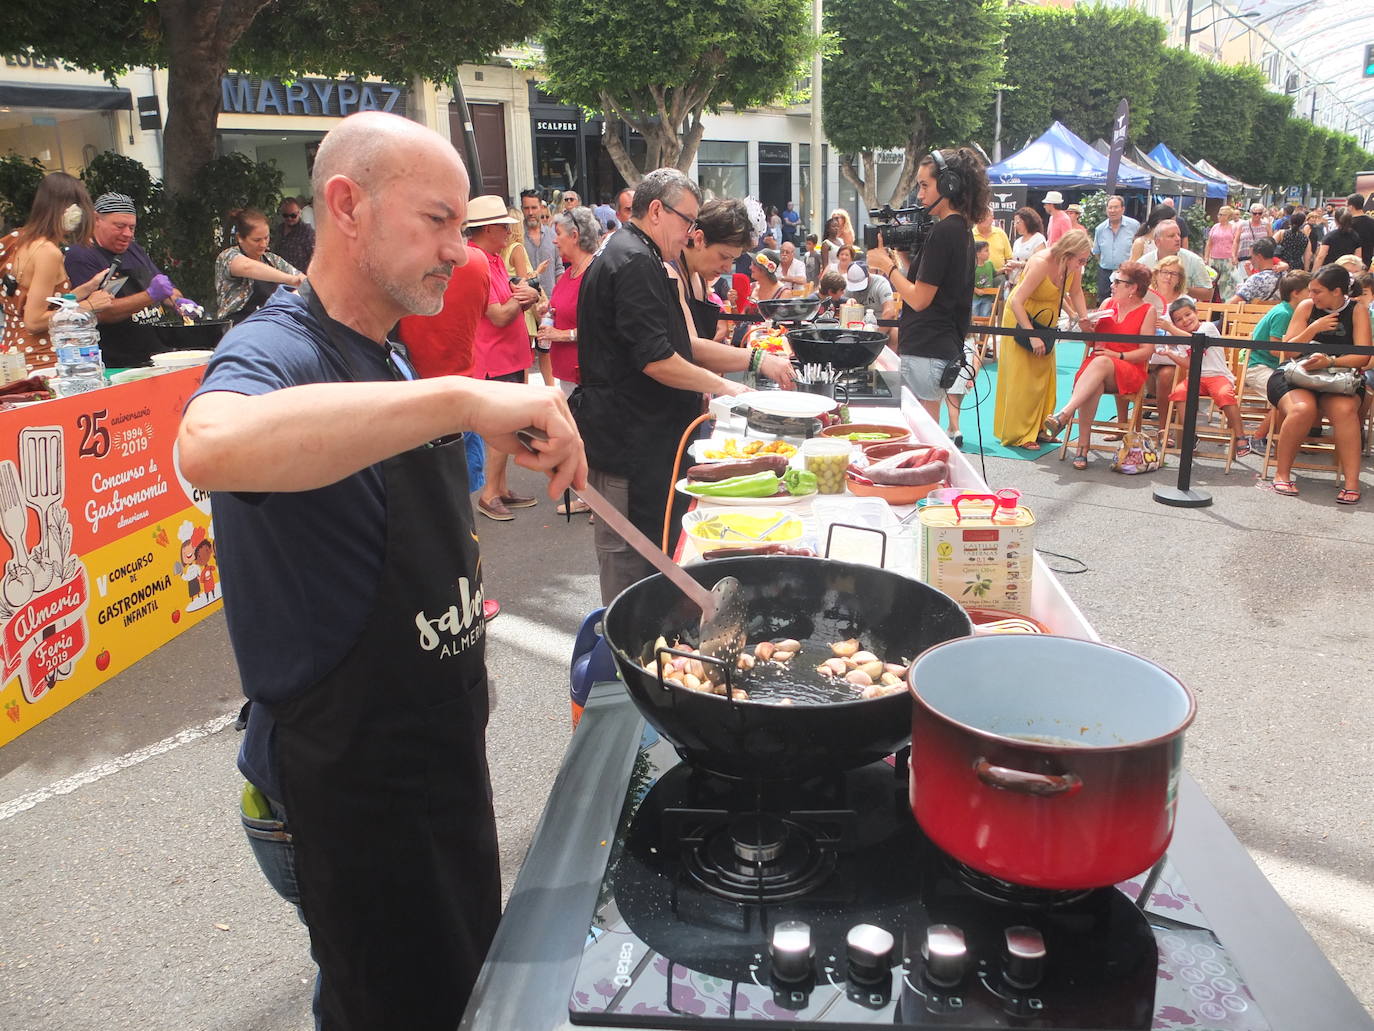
[241,792,323,1029]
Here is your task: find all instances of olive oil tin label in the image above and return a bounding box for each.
[918,500,1035,615]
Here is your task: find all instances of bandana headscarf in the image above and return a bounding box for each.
[93,193,136,215]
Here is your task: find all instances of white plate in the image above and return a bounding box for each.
[734,390,838,419]
[676,478,810,506]
[150,349,215,369]
[688,437,802,462]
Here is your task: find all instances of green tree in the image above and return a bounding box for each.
[1242,92,1294,188]
[1144,48,1204,153]
[540,0,814,183]
[994,5,1164,149]
[11,1,550,196]
[1190,63,1269,175]
[822,0,1003,208]
[1285,120,1321,189]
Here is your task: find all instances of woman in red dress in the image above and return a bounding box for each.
[1042,261,1157,469]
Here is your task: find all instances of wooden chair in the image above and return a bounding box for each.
[1159,362,1245,473]
[1260,422,1341,477]
[969,315,997,364]
[1059,379,1149,463]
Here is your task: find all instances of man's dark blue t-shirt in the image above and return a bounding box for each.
[190,289,391,800]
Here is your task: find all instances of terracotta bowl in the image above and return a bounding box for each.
[819,423,911,449]
[863,440,930,461]
[845,472,942,506]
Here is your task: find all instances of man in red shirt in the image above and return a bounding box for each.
[395,240,503,620]
[467,196,541,520]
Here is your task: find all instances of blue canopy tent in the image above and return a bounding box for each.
[1147,143,1228,200]
[986,122,1151,190]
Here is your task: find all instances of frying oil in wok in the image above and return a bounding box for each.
[734,639,868,705]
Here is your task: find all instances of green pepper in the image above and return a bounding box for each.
[783,468,818,496]
[685,472,781,498]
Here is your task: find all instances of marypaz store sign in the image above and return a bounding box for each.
[220,74,405,117]
[0,369,220,745]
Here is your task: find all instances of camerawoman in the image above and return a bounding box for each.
[868,147,990,419]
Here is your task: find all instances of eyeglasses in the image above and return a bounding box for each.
[1110,276,1129,285]
[660,200,698,231]
[282,212,300,220]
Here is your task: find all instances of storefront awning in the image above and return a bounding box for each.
[0,83,131,112]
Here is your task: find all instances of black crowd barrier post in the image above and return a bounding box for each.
[1153,331,1213,509]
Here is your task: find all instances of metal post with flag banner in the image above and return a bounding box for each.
[1104,98,1130,197]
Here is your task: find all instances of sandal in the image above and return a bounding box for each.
[1072,452,1089,471]
[1272,479,1299,497]
[1233,438,1253,459]
[556,499,591,516]
[1042,414,1064,439]
[1336,488,1361,505]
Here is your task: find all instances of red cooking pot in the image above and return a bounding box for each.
[907,635,1195,891]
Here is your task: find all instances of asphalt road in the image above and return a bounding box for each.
[1,440,1371,1030]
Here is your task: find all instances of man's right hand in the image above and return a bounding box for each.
[512,283,540,309]
[464,380,587,497]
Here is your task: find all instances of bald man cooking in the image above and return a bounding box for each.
[177,112,586,1030]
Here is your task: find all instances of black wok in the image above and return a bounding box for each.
[756,296,822,323]
[787,327,888,371]
[602,556,971,780]
[150,320,230,352]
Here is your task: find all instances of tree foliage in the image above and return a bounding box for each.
[993,6,1165,150]
[540,0,814,182]
[822,0,1003,207]
[1144,48,1205,153]
[1242,91,1294,188]
[11,1,551,194]
[1190,63,1268,174]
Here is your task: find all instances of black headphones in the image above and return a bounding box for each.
[929,149,962,203]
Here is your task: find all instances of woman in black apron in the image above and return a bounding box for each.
[673,199,757,345]
[272,284,500,1030]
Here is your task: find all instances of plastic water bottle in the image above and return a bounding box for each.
[49,294,105,395]
[536,308,554,353]
[863,307,878,330]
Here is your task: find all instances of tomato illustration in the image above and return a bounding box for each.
[95,650,111,671]
[171,610,182,624]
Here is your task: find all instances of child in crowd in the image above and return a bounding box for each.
[1246,271,1311,452]
[972,239,1000,318]
[1160,296,1249,456]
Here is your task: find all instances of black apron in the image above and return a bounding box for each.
[682,267,721,340]
[230,272,278,325]
[270,285,500,1031]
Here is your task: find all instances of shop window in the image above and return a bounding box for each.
[697,141,748,200]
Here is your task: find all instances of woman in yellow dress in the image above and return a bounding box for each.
[993,229,1092,449]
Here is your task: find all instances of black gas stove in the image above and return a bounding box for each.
[567,733,1268,1031]
[728,367,902,407]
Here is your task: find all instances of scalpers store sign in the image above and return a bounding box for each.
[220,74,407,118]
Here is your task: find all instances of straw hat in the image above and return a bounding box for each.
[466,195,520,228]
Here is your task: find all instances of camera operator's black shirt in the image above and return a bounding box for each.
[898,212,973,361]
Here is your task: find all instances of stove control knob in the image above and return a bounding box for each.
[769,920,814,983]
[1003,926,1046,990]
[921,924,968,987]
[845,923,895,984]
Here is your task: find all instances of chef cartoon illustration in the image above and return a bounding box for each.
[175,520,219,611]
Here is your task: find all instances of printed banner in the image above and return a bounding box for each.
[0,368,220,746]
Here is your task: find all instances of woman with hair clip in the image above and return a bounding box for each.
[676,198,755,342]
[0,172,113,371]
[214,208,305,324]
[665,198,794,386]
[867,146,989,420]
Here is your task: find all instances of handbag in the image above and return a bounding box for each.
[1280,359,1362,395]
[1017,271,1068,354]
[1110,430,1162,475]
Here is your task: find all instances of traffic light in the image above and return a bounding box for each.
[1366,44,1374,77]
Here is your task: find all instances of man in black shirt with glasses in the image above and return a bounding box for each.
[573,168,750,603]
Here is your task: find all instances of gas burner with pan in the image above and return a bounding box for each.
[950,859,1096,909]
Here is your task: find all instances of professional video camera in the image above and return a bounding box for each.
[862,205,934,257]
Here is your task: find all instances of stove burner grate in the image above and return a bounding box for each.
[680,811,838,902]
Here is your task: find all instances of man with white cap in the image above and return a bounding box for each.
[465,195,542,521]
[1043,191,1072,245]
[844,261,897,347]
[65,192,195,367]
